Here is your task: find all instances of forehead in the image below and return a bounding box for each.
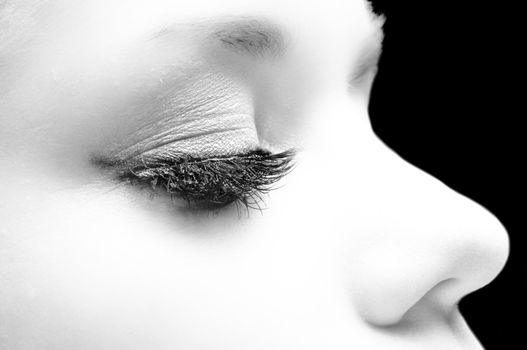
[4,0,379,46]
[1,0,382,82]
[47,0,376,22]
[1,0,382,102]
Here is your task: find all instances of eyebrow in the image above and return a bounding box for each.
[152,17,286,58]
[213,19,285,57]
[152,15,384,85]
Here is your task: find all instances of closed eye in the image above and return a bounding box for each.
[93,148,295,212]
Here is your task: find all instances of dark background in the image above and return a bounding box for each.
[368,1,523,348]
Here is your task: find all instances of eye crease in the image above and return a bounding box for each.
[94,148,295,211]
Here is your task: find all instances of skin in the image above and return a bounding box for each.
[0,0,510,349]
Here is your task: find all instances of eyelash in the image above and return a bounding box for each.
[97,149,295,212]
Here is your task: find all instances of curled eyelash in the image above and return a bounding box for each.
[95,149,296,211]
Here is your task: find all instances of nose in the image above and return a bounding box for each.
[345,136,509,327]
[297,93,510,327]
[347,162,510,326]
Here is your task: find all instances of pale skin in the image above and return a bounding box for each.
[0,0,510,349]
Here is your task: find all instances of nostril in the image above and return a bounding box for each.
[369,278,462,327]
[349,244,458,327]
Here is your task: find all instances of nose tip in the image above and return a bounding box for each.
[439,200,510,304]
[350,166,510,327]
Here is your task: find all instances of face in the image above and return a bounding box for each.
[0,0,509,349]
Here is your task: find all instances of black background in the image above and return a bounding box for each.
[368,1,523,348]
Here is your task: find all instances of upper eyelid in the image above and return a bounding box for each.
[104,68,258,160]
[116,127,255,161]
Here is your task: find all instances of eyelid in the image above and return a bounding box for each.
[93,148,296,211]
[106,70,259,160]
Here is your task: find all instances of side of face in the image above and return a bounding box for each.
[0,1,509,349]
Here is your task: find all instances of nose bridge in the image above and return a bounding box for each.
[346,141,510,326]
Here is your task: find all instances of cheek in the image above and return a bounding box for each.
[0,190,231,346]
[0,187,354,348]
